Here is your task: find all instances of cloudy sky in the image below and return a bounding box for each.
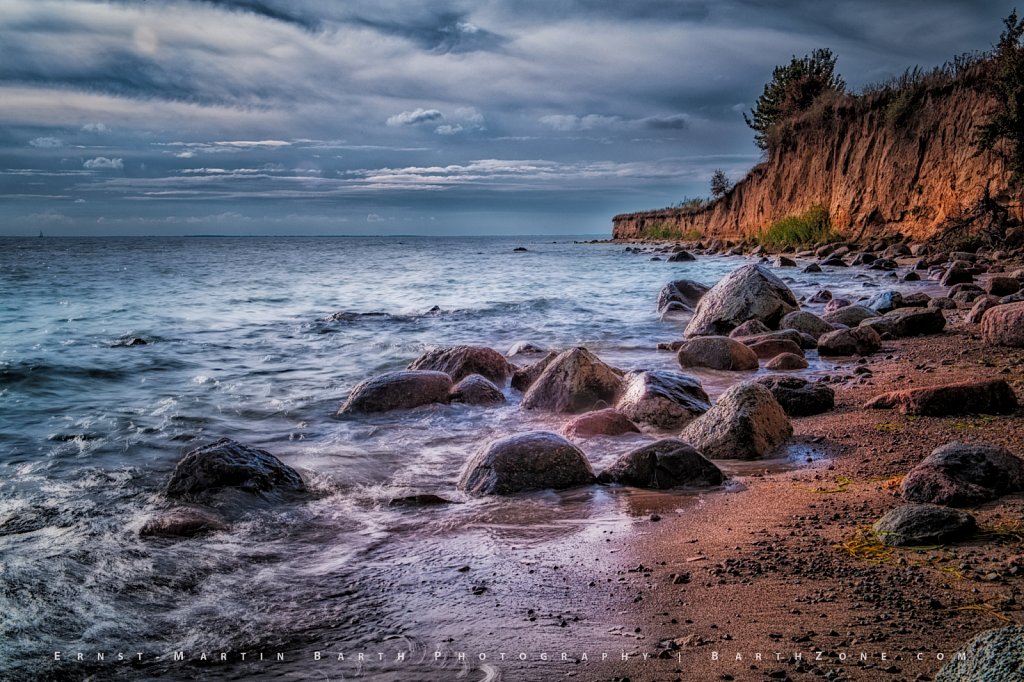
[0,0,1012,236]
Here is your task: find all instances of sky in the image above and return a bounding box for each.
[0,0,1013,236]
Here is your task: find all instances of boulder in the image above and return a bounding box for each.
[735,329,816,350]
[967,295,1002,324]
[817,326,882,356]
[764,352,809,371]
[981,302,1024,347]
[684,264,798,336]
[511,351,557,392]
[901,442,1024,506]
[882,243,912,258]
[667,250,695,262]
[865,379,1019,416]
[940,265,974,286]
[408,345,512,385]
[747,338,804,360]
[822,304,879,327]
[754,375,834,416]
[873,504,976,546]
[388,494,457,507]
[339,370,453,414]
[140,508,228,538]
[802,263,822,273]
[865,290,904,313]
[728,319,771,338]
[823,298,851,314]
[521,347,622,413]
[657,279,711,312]
[679,382,792,460]
[780,311,833,340]
[935,626,1024,682]
[457,431,596,495]
[900,271,921,282]
[507,341,547,356]
[615,370,711,429]
[598,439,724,488]
[677,336,759,371]
[928,296,957,310]
[873,307,946,337]
[820,256,848,267]
[450,374,506,406]
[165,438,306,502]
[902,292,932,307]
[561,408,640,439]
[808,289,833,303]
[774,256,797,267]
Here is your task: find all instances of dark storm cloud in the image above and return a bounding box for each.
[0,0,1014,235]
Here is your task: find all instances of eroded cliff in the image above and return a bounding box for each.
[613,78,1021,243]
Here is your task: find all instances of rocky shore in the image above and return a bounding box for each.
[139,235,1024,681]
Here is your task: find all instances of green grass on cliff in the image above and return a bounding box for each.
[758,204,838,248]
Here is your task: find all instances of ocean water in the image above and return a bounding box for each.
[0,236,941,680]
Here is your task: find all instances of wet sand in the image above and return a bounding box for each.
[579,316,1024,682]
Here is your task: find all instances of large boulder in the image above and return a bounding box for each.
[817,325,882,356]
[764,352,808,370]
[986,276,1022,297]
[822,304,879,327]
[598,439,723,488]
[735,329,816,350]
[754,375,835,416]
[657,279,711,312]
[615,370,711,428]
[967,295,1002,324]
[140,508,229,538]
[872,504,976,546]
[511,351,557,392]
[450,374,506,405]
[780,311,833,340]
[935,626,1024,682]
[338,370,453,414]
[679,382,793,460]
[864,379,1018,416]
[901,442,1024,506]
[746,338,804,360]
[521,347,622,413]
[864,290,904,313]
[457,431,596,495]
[981,302,1024,347]
[684,264,798,337]
[507,341,547,356]
[728,319,771,338]
[560,408,640,439]
[165,438,306,503]
[869,307,945,338]
[677,336,759,371]
[408,345,512,385]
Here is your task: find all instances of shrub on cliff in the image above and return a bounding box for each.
[744,48,846,151]
[976,10,1024,186]
[710,169,732,198]
[758,204,837,248]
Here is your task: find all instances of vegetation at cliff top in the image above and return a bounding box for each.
[758,204,838,248]
[710,169,732,198]
[744,48,846,151]
[975,10,1024,186]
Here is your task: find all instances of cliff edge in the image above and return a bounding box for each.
[613,75,1021,243]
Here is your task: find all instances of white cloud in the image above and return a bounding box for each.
[386,108,444,127]
[81,122,108,133]
[366,213,385,222]
[83,156,124,169]
[435,124,463,135]
[29,136,63,148]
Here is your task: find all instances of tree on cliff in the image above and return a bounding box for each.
[710,169,732,198]
[744,48,846,151]
[976,10,1024,186]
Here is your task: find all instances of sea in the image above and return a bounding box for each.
[0,236,942,681]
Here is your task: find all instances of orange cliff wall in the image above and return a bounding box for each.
[613,81,1021,243]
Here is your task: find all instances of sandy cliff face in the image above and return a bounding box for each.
[613,82,1020,242]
